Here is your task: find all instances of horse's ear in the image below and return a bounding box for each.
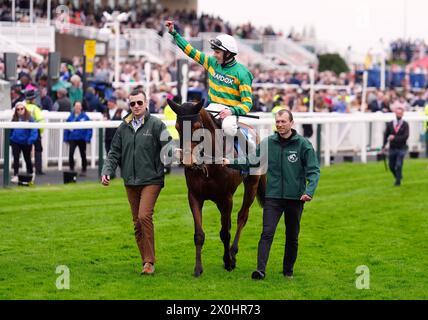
[167,99,181,114]
[194,99,205,113]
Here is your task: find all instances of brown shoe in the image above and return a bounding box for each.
[142,262,155,275]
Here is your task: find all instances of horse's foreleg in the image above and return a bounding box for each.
[216,198,233,271]
[231,176,260,268]
[188,192,205,277]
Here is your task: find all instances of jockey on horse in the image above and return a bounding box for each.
[165,20,255,157]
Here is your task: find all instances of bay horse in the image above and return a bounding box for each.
[167,99,266,277]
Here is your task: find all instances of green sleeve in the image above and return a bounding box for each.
[101,126,122,176]
[170,31,210,70]
[157,121,172,149]
[303,142,320,197]
[230,70,253,115]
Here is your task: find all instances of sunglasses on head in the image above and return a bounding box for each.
[129,100,144,107]
[210,39,227,51]
[211,39,222,46]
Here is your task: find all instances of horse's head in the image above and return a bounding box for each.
[167,99,207,166]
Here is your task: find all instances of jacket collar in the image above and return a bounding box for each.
[271,129,298,143]
[72,112,84,117]
[222,58,237,68]
[124,110,150,124]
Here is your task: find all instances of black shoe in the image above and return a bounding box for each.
[36,171,45,176]
[283,271,294,279]
[251,270,265,280]
[394,181,401,186]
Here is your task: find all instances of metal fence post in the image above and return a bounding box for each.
[316,124,322,164]
[425,130,428,158]
[98,128,104,179]
[3,129,10,187]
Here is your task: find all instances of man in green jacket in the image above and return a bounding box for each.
[101,89,170,275]
[223,109,320,279]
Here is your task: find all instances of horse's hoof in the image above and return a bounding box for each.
[194,269,203,277]
[224,263,234,272]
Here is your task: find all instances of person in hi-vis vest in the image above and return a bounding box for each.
[24,89,45,175]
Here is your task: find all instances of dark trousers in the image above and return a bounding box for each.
[11,142,33,175]
[125,185,162,265]
[69,140,87,172]
[388,148,406,184]
[302,124,313,138]
[426,130,428,158]
[34,133,43,174]
[257,198,304,274]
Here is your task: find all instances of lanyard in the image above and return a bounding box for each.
[393,121,402,134]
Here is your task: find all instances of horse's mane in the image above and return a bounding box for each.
[199,107,219,133]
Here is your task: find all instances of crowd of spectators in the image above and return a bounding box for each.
[1,1,428,117]
[390,39,428,64]
[3,51,428,120]
[0,1,282,40]
[2,1,428,62]
[250,85,428,114]
[1,52,180,115]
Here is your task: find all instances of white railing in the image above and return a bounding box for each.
[238,112,428,166]
[263,36,318,68]
[127,28,177,64]
[0,111,103,171]
[127,28,163,64]
[0,22,55,54]
[0,111,166,171]
[54,22,111,42]
[235,40,277,69]
[1,112,427,170]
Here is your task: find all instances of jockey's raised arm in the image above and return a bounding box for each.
[165,20,254,118]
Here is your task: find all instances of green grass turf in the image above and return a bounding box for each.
[0,160,427,300]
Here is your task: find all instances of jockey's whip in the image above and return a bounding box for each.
[207,110,260,119]
[378,146,388,172]
[383,152,388,171]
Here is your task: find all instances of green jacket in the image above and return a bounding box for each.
[69,87,83,107]
[101,111,169,186]
[230,130,320,200]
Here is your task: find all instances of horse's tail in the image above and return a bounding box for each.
[256,174,266,208]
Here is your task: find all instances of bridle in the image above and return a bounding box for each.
[176,112,224,176]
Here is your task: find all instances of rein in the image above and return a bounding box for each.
[177,112,225,177]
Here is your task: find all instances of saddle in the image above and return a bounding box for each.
[208,113,257,175]
[208,114,257,154]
